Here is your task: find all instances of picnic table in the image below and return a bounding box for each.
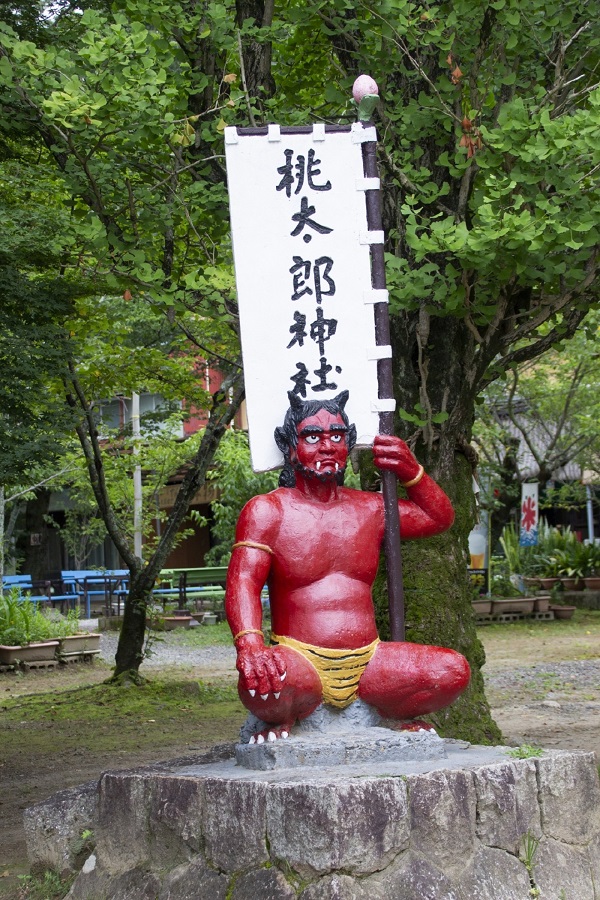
[60,570,130,617]
[153,567,228,615]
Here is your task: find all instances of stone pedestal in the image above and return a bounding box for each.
[24,739,600,900]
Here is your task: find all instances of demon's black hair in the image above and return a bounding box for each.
[274,390,357,487]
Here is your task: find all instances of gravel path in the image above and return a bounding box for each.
[95,626,600,686]
[484,658,600,692]
[98,630,237,671]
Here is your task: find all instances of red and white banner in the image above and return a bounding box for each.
[520,482,539,546]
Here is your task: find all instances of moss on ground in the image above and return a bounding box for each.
[0,677,243,759]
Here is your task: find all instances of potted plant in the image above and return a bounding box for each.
[580,543,600,590]
[538,556,563,590]
[471,592,492,616]
[53,610,101,660]
[550,604,577,620]
[0,590,59,665]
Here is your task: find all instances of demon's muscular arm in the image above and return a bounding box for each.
[373,435,455,538]
[225,497,287,698]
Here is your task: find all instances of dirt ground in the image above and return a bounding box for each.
[482,619,600,757]
[1,621,599,898]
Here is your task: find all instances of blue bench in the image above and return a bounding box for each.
[2,575,76,611]
[61,570,130,617]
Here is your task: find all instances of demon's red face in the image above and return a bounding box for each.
[291,410,349,480]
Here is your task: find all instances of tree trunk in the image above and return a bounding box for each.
[113,563,153,678]
[371,313,503,742]
[107,373,245,679]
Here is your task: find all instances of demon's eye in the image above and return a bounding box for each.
[305,435,320,444]
[331,434,343,443]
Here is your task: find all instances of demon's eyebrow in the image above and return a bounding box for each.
[299,425,324,436]
[298,423,349,436]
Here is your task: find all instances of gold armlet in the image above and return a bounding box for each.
[233,628,264,643]
[402,465,425,488]
[232,540,274,554]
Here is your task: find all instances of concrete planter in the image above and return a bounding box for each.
[583,577,600,591]
[534,596,551,613]
[491,597,535,615]
[471,599,492,615]
[161,615,193,631]
[0,641,59,665]
[57,633,101,659]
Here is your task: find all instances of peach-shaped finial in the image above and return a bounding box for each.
[352,74,379,103]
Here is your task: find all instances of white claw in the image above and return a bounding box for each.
[249,735,256,745]
[261,693,268,701]
[316,461,321,470]
[335,462,339,472]
[249,689,256,697]
[280,671,287,682]
[257,734,265,744]
[274,692,280,700]
[281,731,289,739]
[268,731,276,742]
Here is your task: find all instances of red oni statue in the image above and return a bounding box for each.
[225,391,470,743]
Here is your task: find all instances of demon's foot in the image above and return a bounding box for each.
[398,720,437,733]
[248,722,294,745]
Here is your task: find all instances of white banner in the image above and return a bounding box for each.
[225,124,382,472]
[520,482,539,546]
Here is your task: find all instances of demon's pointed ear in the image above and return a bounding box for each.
[274,426,288,454]
[334,390,349,411]
[347,423,357,451]
[288,391,304,410]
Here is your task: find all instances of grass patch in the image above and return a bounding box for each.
[478,608,600,640]
[154,620,235,648]
[0,677,242,759]
[15,871,75,900]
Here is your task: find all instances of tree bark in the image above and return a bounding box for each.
[111,372,245,678]
[365,312,503,741]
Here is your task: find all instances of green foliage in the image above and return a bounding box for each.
[16,870,75,900]
[0,266,78,487]
[1,0,599,720]
[0,590,80,645]
[205,430,280,565]
[497,518,590,579]
[474,315,600,535]
[507,744,544,759]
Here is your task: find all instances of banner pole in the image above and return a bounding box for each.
[356,77,405,642]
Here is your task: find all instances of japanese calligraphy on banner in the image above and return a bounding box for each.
[520,482,539,546]
[225,123,383,472]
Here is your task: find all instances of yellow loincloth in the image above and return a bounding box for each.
[271,633,380,709]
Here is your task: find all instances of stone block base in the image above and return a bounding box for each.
[24,743,600,899]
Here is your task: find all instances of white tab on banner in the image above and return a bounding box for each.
[351,123,377,143]
[367,345,392,360]
[360,231,384,245]
[356,177,380,191]
[371,398,396,412]
[363,290,389,305]
[224,127,239,144]
[312,124,326,141]
[267,124,281,142]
